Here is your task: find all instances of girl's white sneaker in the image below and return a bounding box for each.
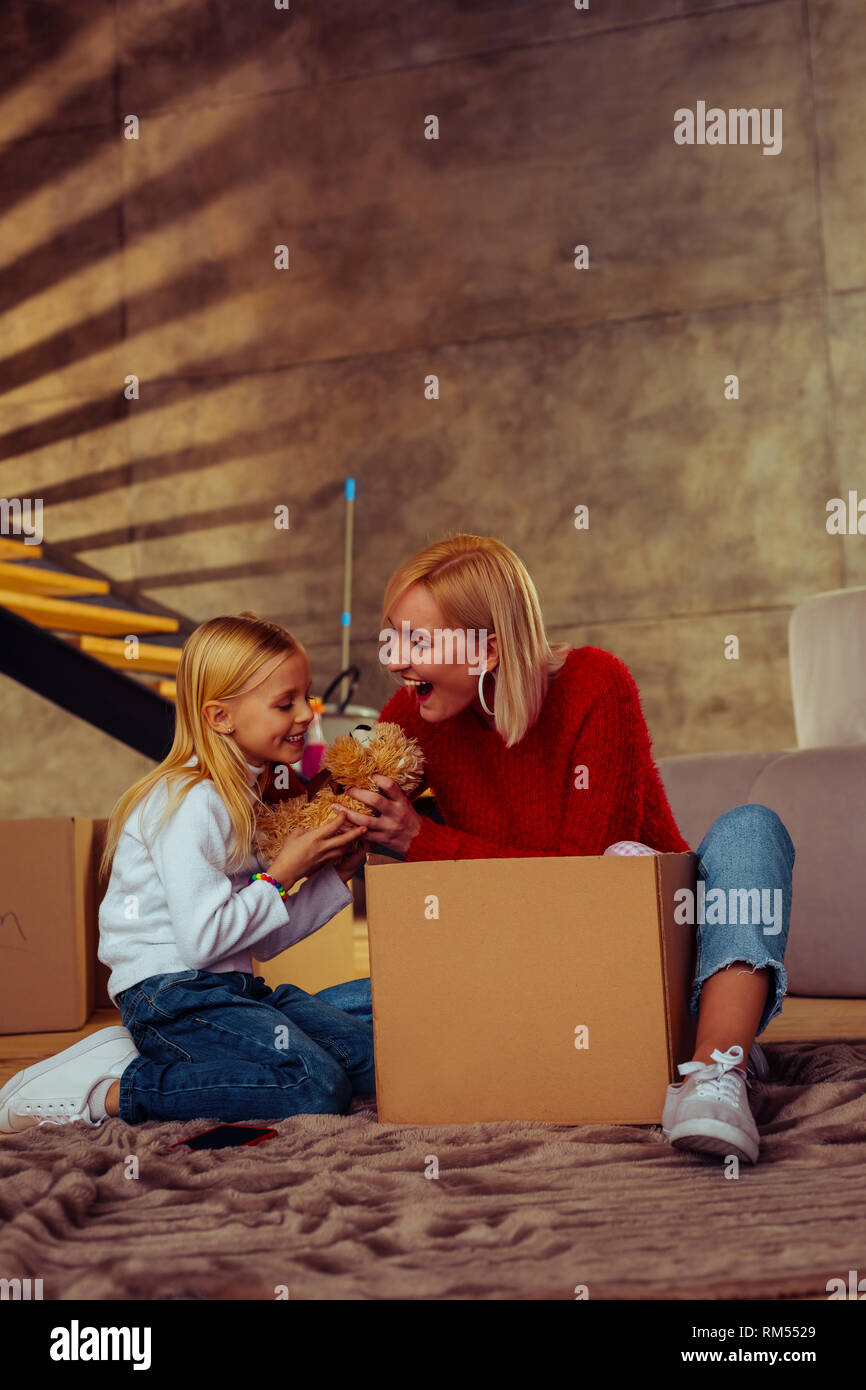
[661,1043,760,1165]
[0,1026,139,1132]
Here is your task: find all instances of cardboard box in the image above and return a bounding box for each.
[0,818,102,1033]
[365,852,698,1124]
[253,880,357,994]
[92,818,114,1010]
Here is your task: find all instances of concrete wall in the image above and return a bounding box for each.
[1,0,862,817]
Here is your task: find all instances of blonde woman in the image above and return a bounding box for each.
[0,614,371,1131]
[337,534,794,1165]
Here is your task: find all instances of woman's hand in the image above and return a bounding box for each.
[266,809,366,889]
[340,775,423,856]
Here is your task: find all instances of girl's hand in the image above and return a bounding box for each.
[340,775,422,856]
[266,809,366,889]
[332,832,369,884]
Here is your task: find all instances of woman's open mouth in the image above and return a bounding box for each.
[404,676,434,703]
[283,732,306,747]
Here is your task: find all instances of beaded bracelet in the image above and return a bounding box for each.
[249,871,287,900]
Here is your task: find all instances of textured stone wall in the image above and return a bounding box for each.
[1,0,861,817]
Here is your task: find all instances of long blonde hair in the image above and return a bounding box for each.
[381,534,570,747]
[99,612,301,880]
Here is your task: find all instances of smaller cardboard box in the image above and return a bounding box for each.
[0,818,102,1034]
[365,852,698,1125]
[253,878,357,995]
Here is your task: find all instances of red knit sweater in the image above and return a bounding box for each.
[377,646,692,862]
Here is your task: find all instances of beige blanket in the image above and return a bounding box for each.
[1,1040,865,1300]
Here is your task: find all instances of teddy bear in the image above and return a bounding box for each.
[254,721,425,863]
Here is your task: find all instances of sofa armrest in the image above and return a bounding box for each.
[661,745,866,997]
[657,750,792,852]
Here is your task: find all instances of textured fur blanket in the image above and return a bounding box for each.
[1,1040,865,1300]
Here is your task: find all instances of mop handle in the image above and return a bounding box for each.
[340,478,355,707]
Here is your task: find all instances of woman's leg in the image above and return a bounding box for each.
[661,804,795,1163]
[115,970,356,1122]
[692,966,772,1065]
[690,803,795,1063]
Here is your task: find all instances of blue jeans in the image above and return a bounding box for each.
[115,971,374,1123]
[690,803,794,1036]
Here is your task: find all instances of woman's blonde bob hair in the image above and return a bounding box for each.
[98,612,303,881]
[381,533,570,748]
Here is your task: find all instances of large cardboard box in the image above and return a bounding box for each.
[0,818,102,1033]
[365,852,698,1124]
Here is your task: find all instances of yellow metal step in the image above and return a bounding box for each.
[70,634,182,675]
[0,540,42,560]
[0,589,179,637]
[0,561,109,598]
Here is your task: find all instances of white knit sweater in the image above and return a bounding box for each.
[97,756,352,1003]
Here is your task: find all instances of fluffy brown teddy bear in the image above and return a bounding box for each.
[254,721,425,863]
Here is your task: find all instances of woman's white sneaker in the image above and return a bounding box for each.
[746,1040,769,1080]
[661,1043,760,1165]
[0,1026,139,1132]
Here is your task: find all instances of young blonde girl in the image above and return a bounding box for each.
[0,614,372,1131]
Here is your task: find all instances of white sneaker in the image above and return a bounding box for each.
[746,1040,769,1081]
[661,1043,760,1165]
[0,1026,139,1133]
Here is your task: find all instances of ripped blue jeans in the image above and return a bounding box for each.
[690,803,795,1035]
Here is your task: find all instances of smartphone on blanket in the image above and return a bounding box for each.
[170,1124,278,1151]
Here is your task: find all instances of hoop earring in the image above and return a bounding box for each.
[478,669,496,717]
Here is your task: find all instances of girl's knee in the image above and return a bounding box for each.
[277,1055,352,1115]
[309,1069,352,1114]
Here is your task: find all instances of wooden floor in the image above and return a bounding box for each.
[3,995,866,1092]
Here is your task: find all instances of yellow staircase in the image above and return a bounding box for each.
[0,540,184,700]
